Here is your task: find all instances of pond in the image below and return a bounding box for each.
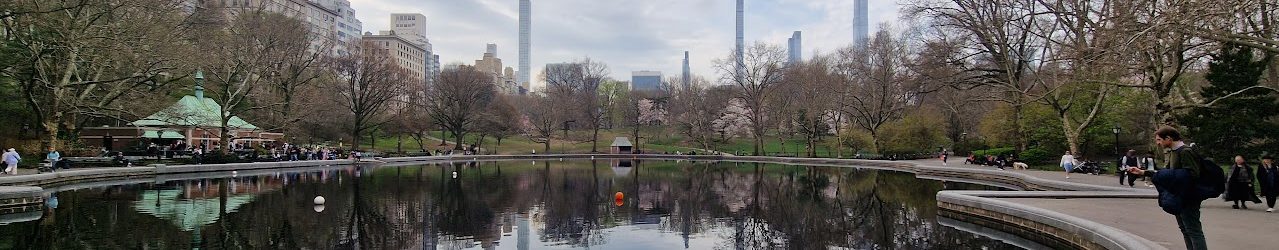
[0,160,1023,249]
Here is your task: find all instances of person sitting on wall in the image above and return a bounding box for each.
[112,152,131,167]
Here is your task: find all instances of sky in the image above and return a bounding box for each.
[349,0,901,89]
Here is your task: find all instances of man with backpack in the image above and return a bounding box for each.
[1127,127,1224,250]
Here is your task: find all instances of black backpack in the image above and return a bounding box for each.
[1186,147,1227,200]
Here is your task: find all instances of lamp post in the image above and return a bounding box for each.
[1112,125,1121,156]
[960,132,967,155]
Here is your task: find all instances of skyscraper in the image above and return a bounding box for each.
[787,31,802,64]
[631,71,663,91]
[854,0,868,48]
[390,13,437,83]
[682,51,691,89]
[735,0,744,83]
[519,0,532,88]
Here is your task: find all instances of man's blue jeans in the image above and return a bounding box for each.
[1175,200,1207,250]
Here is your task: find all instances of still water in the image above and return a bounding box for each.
[0,160,1020,249]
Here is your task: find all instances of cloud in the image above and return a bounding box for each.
[349,0,900,89]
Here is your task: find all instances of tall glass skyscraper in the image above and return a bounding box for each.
[682,51,690,89]
[519,0,531,88]
[854,0,868,48]
[735,0,744,83]
[787,31,801,64]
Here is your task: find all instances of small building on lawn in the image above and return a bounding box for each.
[80,71,282,152]
[609,137,633,154]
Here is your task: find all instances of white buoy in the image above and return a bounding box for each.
[314,196,326,205]
[231,171,238,176]
[313,204,325,213]
[452,171,458,178]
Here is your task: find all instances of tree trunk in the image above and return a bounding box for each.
[396,134,403,153]
[495,138,503,154]
[351,126,362,150]
[1013,104,1026,153]
[591,127,600,152]
[453,130,465,150]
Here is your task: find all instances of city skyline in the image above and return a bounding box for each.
[350,0,899,89]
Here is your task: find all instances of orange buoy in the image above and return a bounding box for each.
[614,191,624,201]
[615,199,624,207]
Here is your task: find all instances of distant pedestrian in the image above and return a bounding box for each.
[3,148,21,174]
[1120,149,1140,187]
[941,150,948,166]
[1061,151,1075,179]
[1224,155,1262,209]
[1258,155,1279,212]
[46,147,62,170]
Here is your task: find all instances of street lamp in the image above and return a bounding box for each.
[960,132,968,155]
[1112,125,1122,156]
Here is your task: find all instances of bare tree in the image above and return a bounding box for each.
[907,0,1055,152]
[515,94,559,153]
[2,0,193,148]
[425,65,497,150]
[669,77,728,151]
[1032,0,1125,154]
[783,56,841,157]
[329,39,411,150]
[195,8,320,153]
[260,26,334,134]
[543,58,610,152]
[476,95,520,154]
[714,42,788,155]
[836,28,919,153]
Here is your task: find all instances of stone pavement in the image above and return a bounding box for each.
[909,159,1279,250]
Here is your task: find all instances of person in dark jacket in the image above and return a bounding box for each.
[1224,155,1262,209]
[1127,127,1207,250]
[1119,149,1140,187]
[1257,155,1279,212]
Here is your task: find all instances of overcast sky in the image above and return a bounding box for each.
[350,0,901,89]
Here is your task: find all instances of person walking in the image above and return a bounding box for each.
[1126,127,1207,250]
[1257,155,1279,212]
[1120,149,1140,187]
[3,148,20,174]
[46,147,62,171]
[1224,155,1262,209]
[1061,151,1075,179]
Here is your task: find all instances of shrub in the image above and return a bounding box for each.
[971,147,1016,158]
[1018,148,1052,165]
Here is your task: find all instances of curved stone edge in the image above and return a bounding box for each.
[938,191,1164,250]
[0,154,1163,249]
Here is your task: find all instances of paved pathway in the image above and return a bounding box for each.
[908,159,1279,250]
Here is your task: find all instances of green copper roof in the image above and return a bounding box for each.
[133,189,257,232]
[131,96,259,129]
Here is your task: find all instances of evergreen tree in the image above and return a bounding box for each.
[1179,43,1279,159]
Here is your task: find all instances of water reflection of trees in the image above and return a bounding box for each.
[0,161,1016,249]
